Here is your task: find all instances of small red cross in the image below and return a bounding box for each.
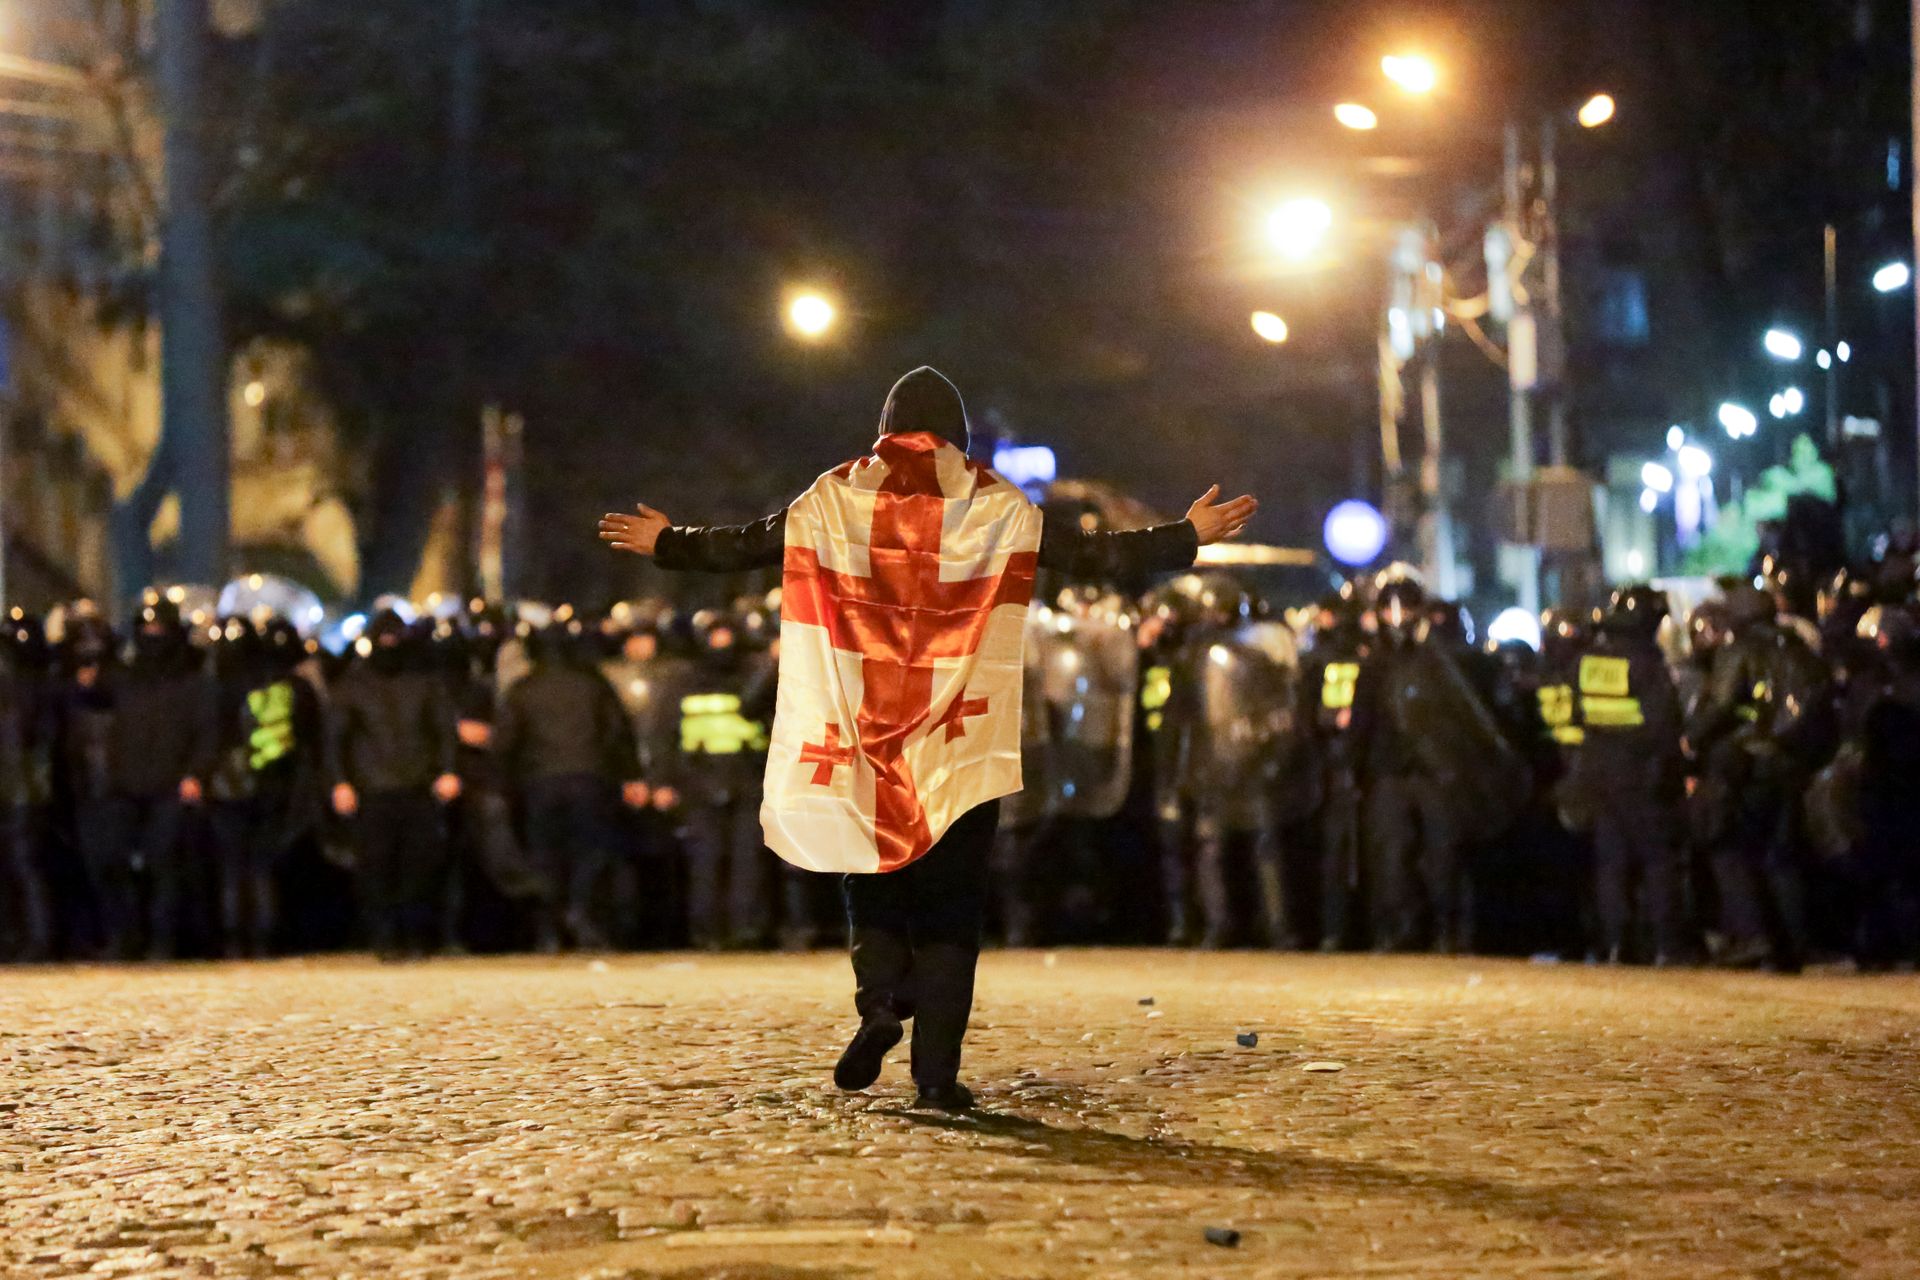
[933,695,990,743]
[799,723,856,786]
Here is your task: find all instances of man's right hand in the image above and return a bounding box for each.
[1185,485,1259,545]
[598,504,673,557]
[332,783,359,817]
[650,785,679,811]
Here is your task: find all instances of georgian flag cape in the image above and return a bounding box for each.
[761,430,1042,873]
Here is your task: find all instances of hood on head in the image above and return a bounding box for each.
[879,366,969,453]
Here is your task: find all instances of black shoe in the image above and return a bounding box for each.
[912,1081,975,1113]
[833,1014,903,1091]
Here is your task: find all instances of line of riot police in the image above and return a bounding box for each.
[3,549,1915,968]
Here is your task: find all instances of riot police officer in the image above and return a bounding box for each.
[89,594,216,960]
[1300,586,1369,950]
[328,609,462,959]
[1686,584,1834,971]
[676,609,773,948]
[207,615,323,957]
[1,610,53,960]
[1846,604,1920,967]
[495,613,645,950]
[601,603,700,945]
[1576,586,1685,963]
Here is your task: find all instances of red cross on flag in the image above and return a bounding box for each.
[763,430,1042,873]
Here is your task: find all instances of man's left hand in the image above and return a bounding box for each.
[1184,485,1259,545]
[622,781,652,810]
[179,777,203,806]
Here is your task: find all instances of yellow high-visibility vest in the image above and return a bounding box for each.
[1578,655,1643,729]
[680,692,767,755]
[1537,683,1584,746]
[1321,662,1360,712]
[1140,665,1171,733]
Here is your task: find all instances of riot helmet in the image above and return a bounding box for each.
[1603,584,1670,640]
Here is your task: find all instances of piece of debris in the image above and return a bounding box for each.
[1146,1010,1164,1020]
[1301,1060,1345,1073]
[1236,1032,1259,1048]
[1204,1226,1241,1248]
[1137,997,1155,1006]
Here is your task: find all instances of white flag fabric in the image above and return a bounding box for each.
[761,431,1042,873]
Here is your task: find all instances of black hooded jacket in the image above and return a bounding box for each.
[653,367,1199,577]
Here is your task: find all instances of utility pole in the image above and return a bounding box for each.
[156,0,230,584]
[1913,0,1920,517]
[1502,122,1541,615]
[1824,222,1841,451]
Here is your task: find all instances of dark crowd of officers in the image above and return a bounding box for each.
[2,553,1917,971]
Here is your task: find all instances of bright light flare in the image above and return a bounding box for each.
[1333,102,1378,130]
[1639,488,1660,514]
[1250,310,1290,343]
[1678,444,1714,478]
[785,290,837,340]
[1763,328,1803,361]
[1717,402,1757,439]
[1577,93,1616,129]
[1816,349,1833,370]
[1266,198,1334,260]
[1836,341,1852,363]
[1666,425,1686,451]
[1381,54,1438,94]
[1873,261,1911,293]
[243,380,267,408]
[1641,461,1674,493]
[1782,386,1805,415]
[1487,607,1542,650]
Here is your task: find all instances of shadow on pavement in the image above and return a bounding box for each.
[881,1106,1629,1237]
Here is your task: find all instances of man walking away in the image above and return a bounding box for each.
[600,366,1252,1109]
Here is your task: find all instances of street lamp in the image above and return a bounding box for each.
[1381,54,1438,94]
[1641,461,1674,493]
[1717,402,1758,439]
[1250,310,1290,343]
[1677,444,1714,479]
[784,289,837,340]
[1873,261,1911,292]
[1333,102,1378,131]
[1576,93,1616,129]
[1763,328,1803,361]
[1266,198,1333,260]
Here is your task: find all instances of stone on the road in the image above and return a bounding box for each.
[2,953,1917,1278]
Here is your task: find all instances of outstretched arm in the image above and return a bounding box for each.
[1038,485,1257,579]
[599,505,787,573]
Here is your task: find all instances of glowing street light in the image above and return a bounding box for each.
[1770,393,1787,419]
[1381,54,1438,94]
[1666,425,1686,451]
[1677,444,1714,478]
[1781,386,1805,415]
[1333,102,1378,130]
[1873,261,1911,293]
[1576,93,1616,129]
[1763,328,1803,361]
[785,290,837,340]
[1641,461,1674,493]
[1639,488,1660,514]
[1250,310,1290,343]
[1717,402,1758,439]
[1816,349,1833,370]
[1836,341,1852,363]
[1266,198,1333,260]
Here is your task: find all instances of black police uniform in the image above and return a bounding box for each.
[1574,630,1684,960]
[494,648,639,949]
[1302,634,1367,949]
[328,638,459,956]
[672,643,772,948]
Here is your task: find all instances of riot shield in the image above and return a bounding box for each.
[1177,622,1297,827]
[1390,644,1529,842]
[1031,594,1140,819]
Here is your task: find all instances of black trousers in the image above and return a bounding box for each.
[1591,786,1680,958]
[682,795,769,947]
[355,788,449,956]
[1365,773,1463,952]
[2,804,53,961]
[842,799,996,1092]
[523,773,615,948]
[1708,766,1808,966]
[76,795,186,960]
[210,771,297,959]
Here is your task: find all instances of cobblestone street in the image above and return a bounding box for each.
[2,952,1917,1278]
